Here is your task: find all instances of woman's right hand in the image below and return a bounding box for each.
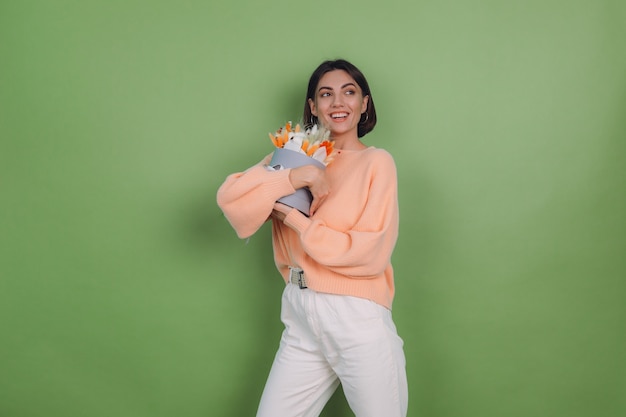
[289,165,329,214]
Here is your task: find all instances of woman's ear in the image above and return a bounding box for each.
[308,98,317,116]
[361,95,369,114]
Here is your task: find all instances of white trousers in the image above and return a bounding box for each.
[256,283,408,417]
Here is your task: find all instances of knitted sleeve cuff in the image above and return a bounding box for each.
[283,208,312,234]
[251,165,297,200]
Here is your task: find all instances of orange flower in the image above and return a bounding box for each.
[319,140,334,156]
[306,143,320,156]
[268,132,280,147]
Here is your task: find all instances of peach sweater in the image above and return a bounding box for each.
[216,147,399,309]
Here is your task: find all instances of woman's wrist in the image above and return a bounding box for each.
[288,166,312,189]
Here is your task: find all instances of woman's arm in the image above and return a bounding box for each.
[216,156,296,239]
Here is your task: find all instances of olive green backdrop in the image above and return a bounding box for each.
[1,1,624,416]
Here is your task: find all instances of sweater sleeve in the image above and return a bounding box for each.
[283,151,399,278]
[216,157,297,239]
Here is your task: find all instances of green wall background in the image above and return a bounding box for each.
[2,1,624,416]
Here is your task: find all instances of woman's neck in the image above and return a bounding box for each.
[332,133,366,151]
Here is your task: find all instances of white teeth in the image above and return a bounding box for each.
[331,113,348,119]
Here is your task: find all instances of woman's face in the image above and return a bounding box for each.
[308,70,368,140]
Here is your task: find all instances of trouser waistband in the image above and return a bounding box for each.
[288,267,307,289]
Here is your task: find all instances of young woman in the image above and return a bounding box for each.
[217,59,408,417]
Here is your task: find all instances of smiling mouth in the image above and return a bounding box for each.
[331,112,349,119]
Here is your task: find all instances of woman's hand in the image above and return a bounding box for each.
[289,165,329,214]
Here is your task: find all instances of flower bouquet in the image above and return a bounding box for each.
[268,121,335,216]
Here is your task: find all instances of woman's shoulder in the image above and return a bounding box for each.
[361,146,397,167]
[364,146,392,156]
[334,146,396,171]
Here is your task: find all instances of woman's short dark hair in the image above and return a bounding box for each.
[303,59,377,138]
